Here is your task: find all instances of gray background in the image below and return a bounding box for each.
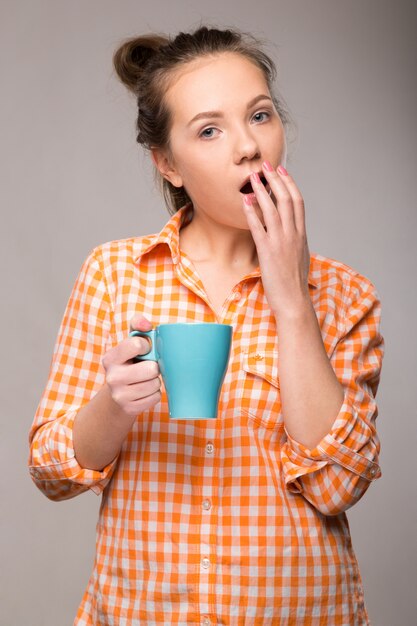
[1,1,416,624]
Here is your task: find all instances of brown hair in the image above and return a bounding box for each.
[113,25,295,214]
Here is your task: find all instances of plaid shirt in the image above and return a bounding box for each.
[29,204,385,625]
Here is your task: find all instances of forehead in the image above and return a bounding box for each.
[165,53,269,122]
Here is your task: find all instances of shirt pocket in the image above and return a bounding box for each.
[240,350,283,430]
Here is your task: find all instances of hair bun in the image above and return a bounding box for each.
[113,34,168,93]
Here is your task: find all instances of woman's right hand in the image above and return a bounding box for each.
[102,315,162,417]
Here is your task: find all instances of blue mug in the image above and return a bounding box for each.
[130,323,233,419]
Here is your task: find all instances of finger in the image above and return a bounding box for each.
[249,171,282,235]
[113,387,161,417]
[129,314,153,333]
[128,389,162,414]
[242,194,268,247]
[106,361,160,395]
[125,376,162,400]
[103,336,152,369]
[276,165,306,234]
[263,162,305,233]
[127,360,160,384]
[259,162,297,232]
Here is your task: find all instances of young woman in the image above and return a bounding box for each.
[29,25,385,625]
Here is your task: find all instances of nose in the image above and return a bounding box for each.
[233,125,261,163]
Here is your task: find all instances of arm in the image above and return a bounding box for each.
[28,249,116,500]
[28,249,161,501]
[279,281,385,515]
[242,163,385,516]
[275,296,345,451]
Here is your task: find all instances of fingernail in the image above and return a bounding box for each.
[277,165,288,176]
[262,160,274,172]
[243,194,253,206]
[251,171,261,184]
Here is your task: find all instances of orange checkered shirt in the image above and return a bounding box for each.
[29,203,385,625]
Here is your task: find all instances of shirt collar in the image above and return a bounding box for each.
[133,203,192,266]
[133,203,317,289]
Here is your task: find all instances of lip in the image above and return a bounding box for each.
[239,171,270,195]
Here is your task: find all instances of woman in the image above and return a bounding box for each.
[29,25,385,625]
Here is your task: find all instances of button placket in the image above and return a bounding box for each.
[200,435,216,615]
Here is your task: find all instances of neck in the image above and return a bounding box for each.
[179,207,258,272]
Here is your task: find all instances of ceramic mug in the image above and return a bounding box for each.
[130,322,233,419]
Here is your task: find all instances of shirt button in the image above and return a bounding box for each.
[202,618,211,626]
[202,499,211,511]
[254,353,263,361]
[369,466,377,477]
[202,557,210,569]
[205,442,214,454]
[233,291,241,301]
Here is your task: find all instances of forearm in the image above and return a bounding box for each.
[274,296,345,449]
[73,384,137,471]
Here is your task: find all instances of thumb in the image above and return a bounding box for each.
[129,314,153,333]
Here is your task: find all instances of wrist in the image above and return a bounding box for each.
[273,294,314,324]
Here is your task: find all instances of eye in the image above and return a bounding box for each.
[199,127,219,139]
[252,110,270,123]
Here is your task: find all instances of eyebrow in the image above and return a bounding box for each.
[186,94,273,127]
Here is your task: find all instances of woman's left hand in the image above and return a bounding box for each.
[242,161,312,318]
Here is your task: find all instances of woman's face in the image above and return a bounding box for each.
[153,52,287,230]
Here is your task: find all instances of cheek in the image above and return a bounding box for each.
[181,163,213,190]
[184,179,214,202]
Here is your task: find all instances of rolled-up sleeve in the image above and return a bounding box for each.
[280,279,385,516]
[28,248,118,500]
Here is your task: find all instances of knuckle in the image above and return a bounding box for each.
[106,371,118,387]
[140,388,161,409]
[144,379,158,396]
[132,337,143,351]
[102,351,112,369]
[147,390,162,407]
[142,338,152,353]
[111,390,124,406]
[149,361,160,377]
[139,360,158,379]
[132,337,151,355]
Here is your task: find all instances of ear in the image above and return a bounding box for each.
[151,147,183,188]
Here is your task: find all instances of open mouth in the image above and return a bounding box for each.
[240,175,268,194]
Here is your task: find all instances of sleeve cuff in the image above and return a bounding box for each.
[29,409,119,495]
[281,390,381,492]
[29,454,118,495]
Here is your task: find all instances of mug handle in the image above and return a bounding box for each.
[129,329,158,361]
